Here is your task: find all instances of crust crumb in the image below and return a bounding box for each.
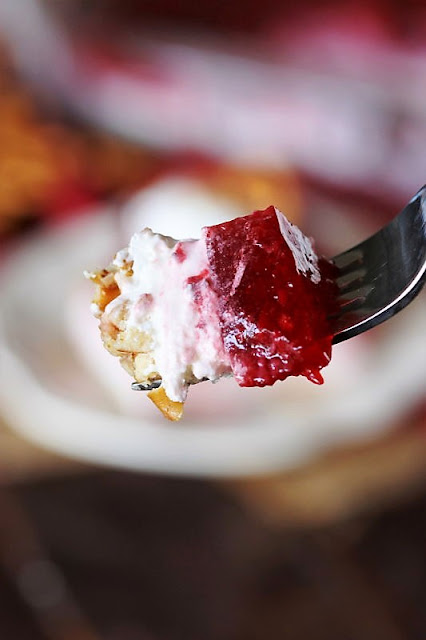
[147,386,184,422]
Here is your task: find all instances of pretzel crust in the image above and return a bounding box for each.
[147,387,184,422]
[89,266,182,420]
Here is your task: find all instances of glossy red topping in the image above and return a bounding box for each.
[203,206,336,388]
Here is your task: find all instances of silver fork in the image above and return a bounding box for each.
[132,187,426,391]
[331,185,426,343]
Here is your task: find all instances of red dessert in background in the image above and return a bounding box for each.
[204,206,336,388]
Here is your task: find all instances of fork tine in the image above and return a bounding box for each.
[131,381,161,391]
[335,267,367,292]
[333,248,363,272]
[331,185,426,343]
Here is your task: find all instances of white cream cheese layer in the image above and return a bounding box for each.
[106,229,231,402]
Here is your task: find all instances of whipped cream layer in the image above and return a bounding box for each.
[105,229,231,402]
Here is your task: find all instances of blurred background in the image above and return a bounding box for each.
[0,1,425,638]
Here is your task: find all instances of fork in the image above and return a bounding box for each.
[331,185,426,343]
[132,186,426,391]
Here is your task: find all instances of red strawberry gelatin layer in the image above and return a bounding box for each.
[203,206,337,388]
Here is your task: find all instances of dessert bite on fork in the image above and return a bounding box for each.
[86,188,426,421]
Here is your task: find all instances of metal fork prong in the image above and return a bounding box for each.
[332,249,363,272]
[335,268,367,292]
[132,377,212,391]
[337,283,375,304]
[131,380,161,391]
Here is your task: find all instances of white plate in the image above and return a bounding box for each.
[0,208,425,477]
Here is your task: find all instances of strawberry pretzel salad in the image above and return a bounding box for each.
[87,206,336,421]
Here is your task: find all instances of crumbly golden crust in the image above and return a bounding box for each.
[88,263,176,416]
[87,268,120,313]
[147,386,184,422]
